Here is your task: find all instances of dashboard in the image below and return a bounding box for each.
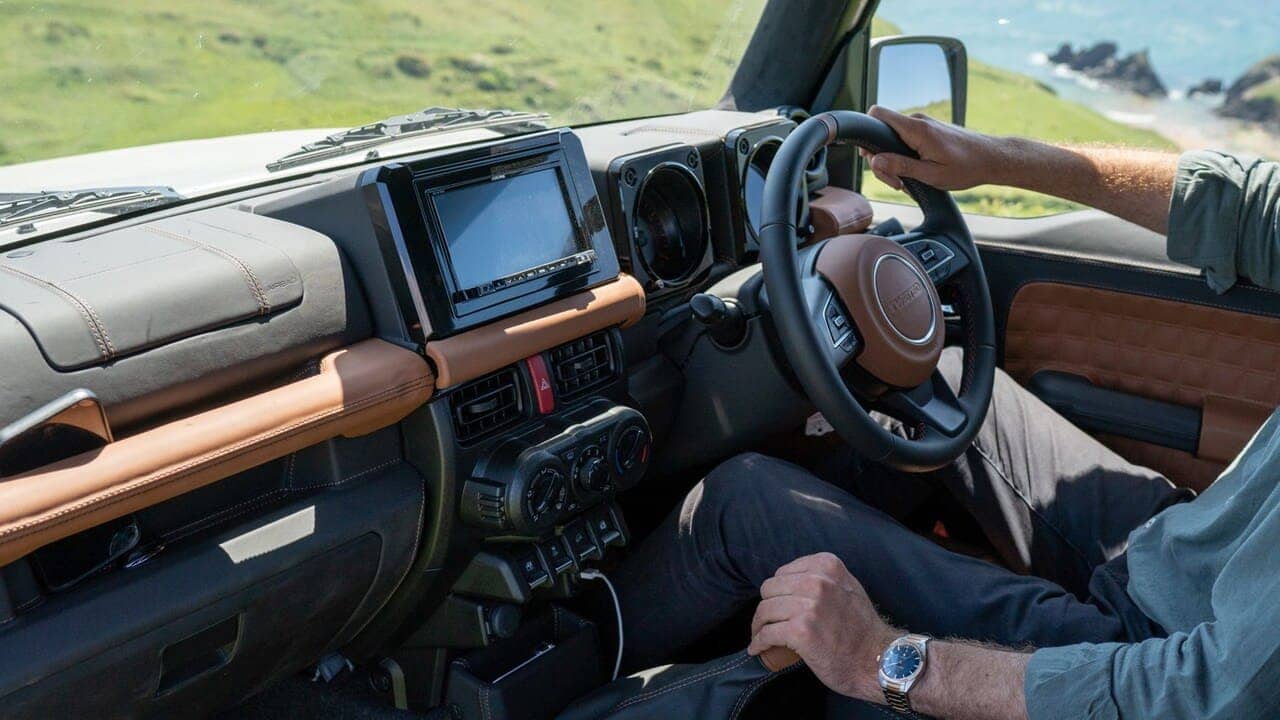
[340,110,816,556]
[0,107,877,716]
[254,108,861,604]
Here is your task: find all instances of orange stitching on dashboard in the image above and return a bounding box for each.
[144,224,270,314]
[0,262,114,358]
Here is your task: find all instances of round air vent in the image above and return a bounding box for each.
[632,163,709,286]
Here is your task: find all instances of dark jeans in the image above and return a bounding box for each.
[610,348,1193,715]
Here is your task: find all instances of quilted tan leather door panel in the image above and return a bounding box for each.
[1004,282,1280,489]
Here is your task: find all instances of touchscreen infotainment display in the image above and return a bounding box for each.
[432,167,585,292]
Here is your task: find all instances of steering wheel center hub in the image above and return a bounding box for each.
[815,234,945,388]
[873,254,936,344]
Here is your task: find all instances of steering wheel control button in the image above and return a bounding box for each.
[824,295,854,346]
[815,234,945,388]
[905,239,957,284]
[524,354,556,415]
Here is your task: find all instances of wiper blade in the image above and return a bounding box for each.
[267,106,550,172]
[0,186,182,229]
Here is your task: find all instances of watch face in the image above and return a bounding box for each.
[880,643,923,681]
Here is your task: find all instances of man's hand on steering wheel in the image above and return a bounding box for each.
[859,105,1006,192]
[759,109,998,472]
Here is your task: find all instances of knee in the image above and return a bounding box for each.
[938,346,1014,394]
[690,452,815,524]
[700,452,781,504]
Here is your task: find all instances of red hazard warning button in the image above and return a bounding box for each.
[525,354,556,414]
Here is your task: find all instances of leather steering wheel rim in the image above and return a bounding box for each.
[759,111,997,472]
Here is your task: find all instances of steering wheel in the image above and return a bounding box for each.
[759,111,996,472]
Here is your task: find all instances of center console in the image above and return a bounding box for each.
[352,127,656,718]
[462,401,650,535]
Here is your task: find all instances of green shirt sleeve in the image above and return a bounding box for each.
[1166,150,1280,293]
[1026,619,1280,720]
[1024,643,1122,719]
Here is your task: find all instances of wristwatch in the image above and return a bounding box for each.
[877,633,930,714]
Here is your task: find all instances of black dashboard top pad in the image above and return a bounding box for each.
[0,207,369,432]
[0,207,304,370]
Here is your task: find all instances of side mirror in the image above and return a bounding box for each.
[867,36,968,126]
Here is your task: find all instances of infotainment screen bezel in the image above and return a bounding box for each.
[362,129,620,342]
[421,155,594,307]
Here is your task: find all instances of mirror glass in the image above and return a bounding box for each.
[875,43,955,124]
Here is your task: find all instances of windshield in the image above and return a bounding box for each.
[0,1,767,230]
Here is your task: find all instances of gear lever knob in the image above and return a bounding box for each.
[759,646,802,672]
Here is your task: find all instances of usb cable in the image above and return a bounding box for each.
[579,569,623,681]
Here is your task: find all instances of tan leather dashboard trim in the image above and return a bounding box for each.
[426,274,646,389]
[0,339,434,566]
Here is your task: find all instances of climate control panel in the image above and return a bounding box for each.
[461,405,651,534]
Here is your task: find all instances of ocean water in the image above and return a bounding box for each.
[878,0,1280,155]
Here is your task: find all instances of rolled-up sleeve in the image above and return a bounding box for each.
[1166,150,1280,293]
[1024,643,1122,719]
[1025,621,1280,719]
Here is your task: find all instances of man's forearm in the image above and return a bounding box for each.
[748,553,1035,719]
[989,139,1178,234]
[840,637,1030,720]
[863,107,1180,235]
[910,641,1031,720]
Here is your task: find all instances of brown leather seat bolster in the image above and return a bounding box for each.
[426,274,646,389]
[0,339,435,566]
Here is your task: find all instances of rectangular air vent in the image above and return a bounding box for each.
[452,368,524,442]
[548,332,618,401]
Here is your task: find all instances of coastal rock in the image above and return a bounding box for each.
[1218,55,1280,128]
[1188,78,1223,97]
[1048,42,1168,98]
[1070,42,1119,72]
[1105,50,1168,98]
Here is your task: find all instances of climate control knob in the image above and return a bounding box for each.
[524,465,568,528]
[611,420,652,491]
[575,455,609,493]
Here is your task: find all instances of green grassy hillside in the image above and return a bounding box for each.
[3,3,1177,221]
[0,0,765,165]
[867,17,1176,216]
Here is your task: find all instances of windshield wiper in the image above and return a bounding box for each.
[266,106,550,172]
[0,186,183,230]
